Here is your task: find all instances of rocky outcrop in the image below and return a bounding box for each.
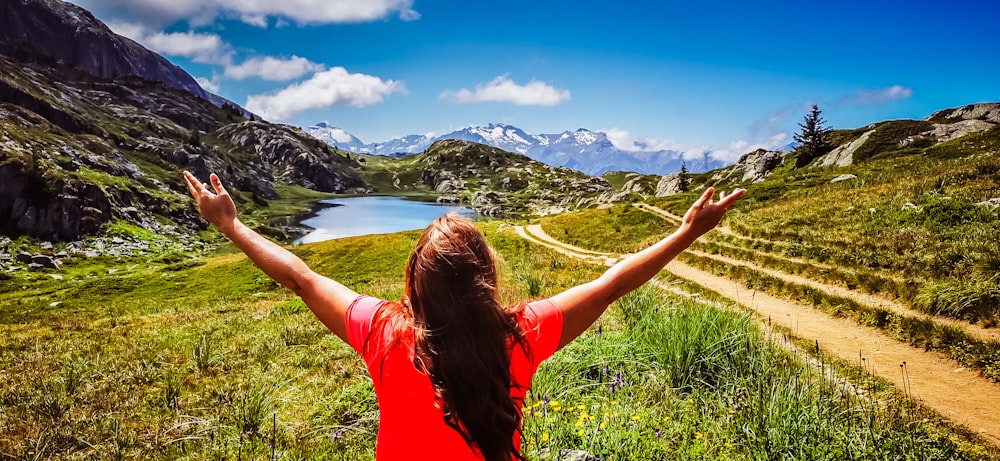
[927,103,1000,124]
[0,0,208,100]
[703,148,786,186]
[215,122,366,194]
[819,130,875,167]
[922,120,995,144]
[655,173,683,197]
[0,162,111,241]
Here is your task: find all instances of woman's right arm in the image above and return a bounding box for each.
[184,171,359,342]
[549,187,744,349]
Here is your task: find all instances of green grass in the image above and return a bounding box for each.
[539,204,670,254]
[2,222,997,458]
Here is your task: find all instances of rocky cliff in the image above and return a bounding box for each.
[0,0,208,99]
[0,55,363,242]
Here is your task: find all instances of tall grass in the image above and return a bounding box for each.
[524,287,995,460]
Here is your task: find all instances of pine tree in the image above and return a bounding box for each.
[678,161,690,192]
[793,104,832,168]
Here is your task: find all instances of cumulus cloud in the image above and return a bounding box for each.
[194,76,220,93]
[604,127,680,152]
[245,67,402,121]
[224,56,325,81]
[108,21,232,64]
[843,84,914,106]
[440,75,570,106]
[706,133,791,164]
[77,0,419,27]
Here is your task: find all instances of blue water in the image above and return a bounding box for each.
[295,196,475,244]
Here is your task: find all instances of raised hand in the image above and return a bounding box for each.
[680,187,746,238]
[183,171,238,233]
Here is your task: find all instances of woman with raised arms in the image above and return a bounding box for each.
[183,170,744,461]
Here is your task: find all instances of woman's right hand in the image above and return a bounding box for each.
[184,171,238,234]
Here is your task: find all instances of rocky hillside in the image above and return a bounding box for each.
[0,0,207,99]
[0,56,364,242]
[645,102,1000,198]
[817,103,1000,168]
[363,139,622,217]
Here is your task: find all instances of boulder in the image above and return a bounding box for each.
[31,254,60,269]
[819,130,875,167]
[16,251,33,264]
[976,198,1000,208]
[930,120,995,143]
[830,174,857,183]
[655,173,683,197]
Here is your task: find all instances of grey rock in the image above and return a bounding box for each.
[31,254,60,269]
[830,174,857,183]
[819,130,875,167]
[16,251,33,264]
[901,203,921,211]
[975,198,1000,208]
[27,263,44,272]
[927,103,1000,124]
[655,173,683,197]
[558,450,601,461]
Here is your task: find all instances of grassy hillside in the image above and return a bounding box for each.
[359,139,618,217]
[1,220,997,459]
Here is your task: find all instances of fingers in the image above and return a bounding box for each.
[209,173,227,195]
[718,188,747,208]
[183,171,201,198]
[693,187,715,209]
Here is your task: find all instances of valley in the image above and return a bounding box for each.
[2,0,1000,458]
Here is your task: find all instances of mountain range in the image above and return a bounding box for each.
[307,122,727,176]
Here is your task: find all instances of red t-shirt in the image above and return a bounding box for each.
[345,295,564,460]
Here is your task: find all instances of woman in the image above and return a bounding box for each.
[183,171,744,461]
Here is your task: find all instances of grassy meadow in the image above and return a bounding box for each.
[2,214,999,459]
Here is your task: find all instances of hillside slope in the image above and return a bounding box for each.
[362,139,621,216]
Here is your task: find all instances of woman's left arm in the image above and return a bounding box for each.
[184,171,359,342]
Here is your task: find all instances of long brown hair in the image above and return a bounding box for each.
[373,213,529,461]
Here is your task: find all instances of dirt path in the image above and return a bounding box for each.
[685,249,1000,342]
[514,224,1000,446]
[635,203,913,285]
[633,204,997,340]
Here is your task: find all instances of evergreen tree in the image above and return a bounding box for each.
[793,104,832,168]
[678,161,690,192]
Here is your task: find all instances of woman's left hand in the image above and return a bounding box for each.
[184,171,238,234]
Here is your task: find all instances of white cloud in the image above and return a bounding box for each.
[844,84,914,106]
[77,0,419,27]
[706,133,790,163]
[604,127,680,152]
[194,76,220,93]
[224,56,326,81]
[245,67,403,121]
[440,75,570,107]
[108,22,232,64]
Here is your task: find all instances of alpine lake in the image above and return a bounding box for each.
[293,196,476,244]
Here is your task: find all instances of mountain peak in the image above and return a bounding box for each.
[308,123,719,175]
[0,0,208,99]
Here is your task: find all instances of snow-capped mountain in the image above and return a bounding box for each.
[307,122,368,153]
[305,122,724,175]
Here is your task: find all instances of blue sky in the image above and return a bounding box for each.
[74,0,999,162]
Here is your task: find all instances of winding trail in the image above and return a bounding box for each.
[633,204,999,342]
[513,223,1000,446]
